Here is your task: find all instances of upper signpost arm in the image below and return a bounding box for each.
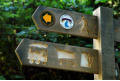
[32,6,98,38]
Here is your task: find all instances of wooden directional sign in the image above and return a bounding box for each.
[15,38,99,74]
[32,6,98,38]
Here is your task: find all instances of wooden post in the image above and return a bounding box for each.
[93,7,116,80]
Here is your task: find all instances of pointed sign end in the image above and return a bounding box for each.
[15,39,25,65]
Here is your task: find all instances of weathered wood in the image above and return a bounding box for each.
[32,6,98,38]
[15,38,99,74]
[93,7,116,80]
[114,18,120,42]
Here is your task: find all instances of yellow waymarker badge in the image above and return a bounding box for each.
[40,11,55,26]
[43,13,51,23]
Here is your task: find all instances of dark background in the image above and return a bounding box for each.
[0,0,120,80]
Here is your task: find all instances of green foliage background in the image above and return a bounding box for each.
[0,0,120,80]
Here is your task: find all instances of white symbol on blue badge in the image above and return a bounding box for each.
[60,14,74,29]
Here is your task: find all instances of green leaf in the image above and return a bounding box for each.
[84,7,93,15]
[10,75,24,79]
[95,0,108,4]
[85,44,93,48]
[115,51,120,57]
[117,58,120,63]
[118,45,120,49]
[0,76,6,80]
[16,31,26,37]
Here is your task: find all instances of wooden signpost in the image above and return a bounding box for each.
[15,38,98,74]
[32,6,98,38]
[15,6,120,80]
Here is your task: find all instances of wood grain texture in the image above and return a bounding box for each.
[32,6,98,38]
[15,38,99,74]
[93,7,116,80]
[114,18,120,42]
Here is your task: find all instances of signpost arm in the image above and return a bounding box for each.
[93,7,116,80]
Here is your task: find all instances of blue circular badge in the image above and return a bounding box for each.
[60,14,74,29]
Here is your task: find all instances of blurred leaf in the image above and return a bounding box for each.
[117,58,120,63]
[84,7,93,15]
[115,51,120,57]
[16,31,26,37]
[85,44,93,48]
[0,76,6,80]
[10,75,24,79]
[95,0,108,4]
